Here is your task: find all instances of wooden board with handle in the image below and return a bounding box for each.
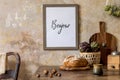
[89,21,117,65]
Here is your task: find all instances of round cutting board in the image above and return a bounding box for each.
[89,21,117,65]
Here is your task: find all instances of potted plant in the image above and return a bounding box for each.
[79,41,101,66]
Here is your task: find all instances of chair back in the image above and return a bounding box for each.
[6,52,21,80]
[0,52,21,80]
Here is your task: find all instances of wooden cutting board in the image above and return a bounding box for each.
[89,21,117,65]
[59,65,90,71]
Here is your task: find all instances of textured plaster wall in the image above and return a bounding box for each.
[0,0,120,79]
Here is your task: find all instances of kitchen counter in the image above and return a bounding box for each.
[30,66,120,80]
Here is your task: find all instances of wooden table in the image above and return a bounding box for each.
[30,66,120,80]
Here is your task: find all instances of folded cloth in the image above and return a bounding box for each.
[0,53,7,75]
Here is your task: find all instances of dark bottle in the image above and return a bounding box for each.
[100,43,111,65]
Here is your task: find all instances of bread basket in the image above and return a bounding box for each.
[80,52,101,66]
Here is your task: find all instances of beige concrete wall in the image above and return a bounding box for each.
[0,0,120,79]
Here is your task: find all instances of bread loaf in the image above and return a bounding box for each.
[63,56,88,67]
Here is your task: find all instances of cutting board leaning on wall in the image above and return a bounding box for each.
[89,21,117,65]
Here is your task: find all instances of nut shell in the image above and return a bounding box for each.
[36,74,40,78]
[43,69,49,75]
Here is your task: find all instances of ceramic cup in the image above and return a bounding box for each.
[93,64,103,76]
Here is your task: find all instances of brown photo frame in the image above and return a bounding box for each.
[43,4,79,50]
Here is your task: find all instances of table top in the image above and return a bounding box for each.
[30,66,120,80]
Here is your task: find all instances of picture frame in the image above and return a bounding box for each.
[43,4,79,50]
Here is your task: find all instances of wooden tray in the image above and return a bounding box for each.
[59,65,90,71]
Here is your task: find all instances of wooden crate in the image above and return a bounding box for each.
[107,55,120,70]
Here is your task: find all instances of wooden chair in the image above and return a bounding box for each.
[0,52,21,80]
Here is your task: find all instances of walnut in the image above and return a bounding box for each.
[51,68,57,74]
[56,73,61,77]
[35,73,40,78]
[49,73,53,78]
[43,69,49,76]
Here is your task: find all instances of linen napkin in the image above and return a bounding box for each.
[0,53,7,75]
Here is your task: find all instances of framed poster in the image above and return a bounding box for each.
[43,4,79,50]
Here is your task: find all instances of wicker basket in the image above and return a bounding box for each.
[80,52,101,66]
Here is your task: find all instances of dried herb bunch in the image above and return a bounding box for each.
[104,5,120,17]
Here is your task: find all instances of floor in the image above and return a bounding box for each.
[31,66,120,80]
